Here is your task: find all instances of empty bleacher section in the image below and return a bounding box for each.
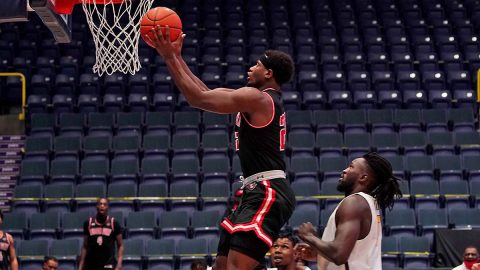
[1,0,480,269]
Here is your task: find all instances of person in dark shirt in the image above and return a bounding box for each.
[268,232,311,270]
[0,210,18,270]
[78,198,124,270]
[42,256,58,270]
[453,246,480,270]
[147,27,296,270]
[191,260,209,270]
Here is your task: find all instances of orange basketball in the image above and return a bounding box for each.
[140,7,182,48]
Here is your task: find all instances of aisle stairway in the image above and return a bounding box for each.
[0,135,24,212]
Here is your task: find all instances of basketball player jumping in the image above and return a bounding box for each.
[296,152,403,270]
[147,27,296,270]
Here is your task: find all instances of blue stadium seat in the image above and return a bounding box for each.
[110,158,139,184]
[177,238,209,270]
[169,181,199,214]
[439,179,470,210]
[145,239,176,269]
[287,131,315,157]
[87,113,114,137]
[75,183,106,212]
[434,155,463,182]
[191,210,221,240]
[152,73,174,93]
[138,182,167,212]
[61,211,94,242]
[29,113,55,137]
[399,236,432,269]
[1,212,27,239]
[200,181,229,214]
[126,211,157,240]
[423,109,448,132]
[103,93,125,113]
[384,208,417,238]
[58,56,79,78]
[141,157,169,184]
[17,239,49,270]
[323,71,346,91]
[289,156,319,183]
[410,179,441,210]
[158,211,189,241]
[107,180,137,213]
[291,181,321,213]
[319,156,347,183]
[122,238,144,270]
[29,212,60,240]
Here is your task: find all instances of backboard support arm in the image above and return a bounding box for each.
[29,0,72,43]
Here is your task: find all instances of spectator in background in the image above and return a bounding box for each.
[78,198,124,270]
[191,259,212,270]
[42,256,58,270]
[0,210,18,270]
[453,246,480,270]
[267,232,311,270]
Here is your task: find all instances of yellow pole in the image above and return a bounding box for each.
[0,72,26,121]
[477,69,480,103]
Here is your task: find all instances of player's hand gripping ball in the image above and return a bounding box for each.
[140,7,182,47]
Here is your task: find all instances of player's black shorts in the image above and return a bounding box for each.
[84,262,116,270]
[218,177,296,262]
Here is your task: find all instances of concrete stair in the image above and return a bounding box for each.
[0,135,24,212]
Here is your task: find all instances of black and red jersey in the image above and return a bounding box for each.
[83,216,122,269]
[0,232,10,270]
[234,88,286,177]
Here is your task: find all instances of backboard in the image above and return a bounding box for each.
[0,0,72,43]
[0,0,153,75]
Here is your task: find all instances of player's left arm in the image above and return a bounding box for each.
[149,26,254,112]
[114,233,124,270]
[7,234,18,270]
[165,55,267,113]
[186,87,272,114]
[298,196,366,265]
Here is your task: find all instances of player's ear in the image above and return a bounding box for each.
[265,68,273,79]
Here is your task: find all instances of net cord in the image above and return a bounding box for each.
[82,0,154,75]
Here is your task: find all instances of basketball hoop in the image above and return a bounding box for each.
[54,0,154,76]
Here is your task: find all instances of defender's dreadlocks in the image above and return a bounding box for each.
[363,152,403,210]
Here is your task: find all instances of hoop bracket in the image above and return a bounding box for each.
[52,0,126,14]
[30,0,72,43]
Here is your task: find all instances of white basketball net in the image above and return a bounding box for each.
[82,0,154,76]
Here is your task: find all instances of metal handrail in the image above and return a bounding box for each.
[0,72,26,120]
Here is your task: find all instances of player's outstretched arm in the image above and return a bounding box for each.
[174,35,216,93]
[149,26,234,94]
[175,47,236,94]
[158,28,212,93]
[147,26,268,113]
[297,196,366,265]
